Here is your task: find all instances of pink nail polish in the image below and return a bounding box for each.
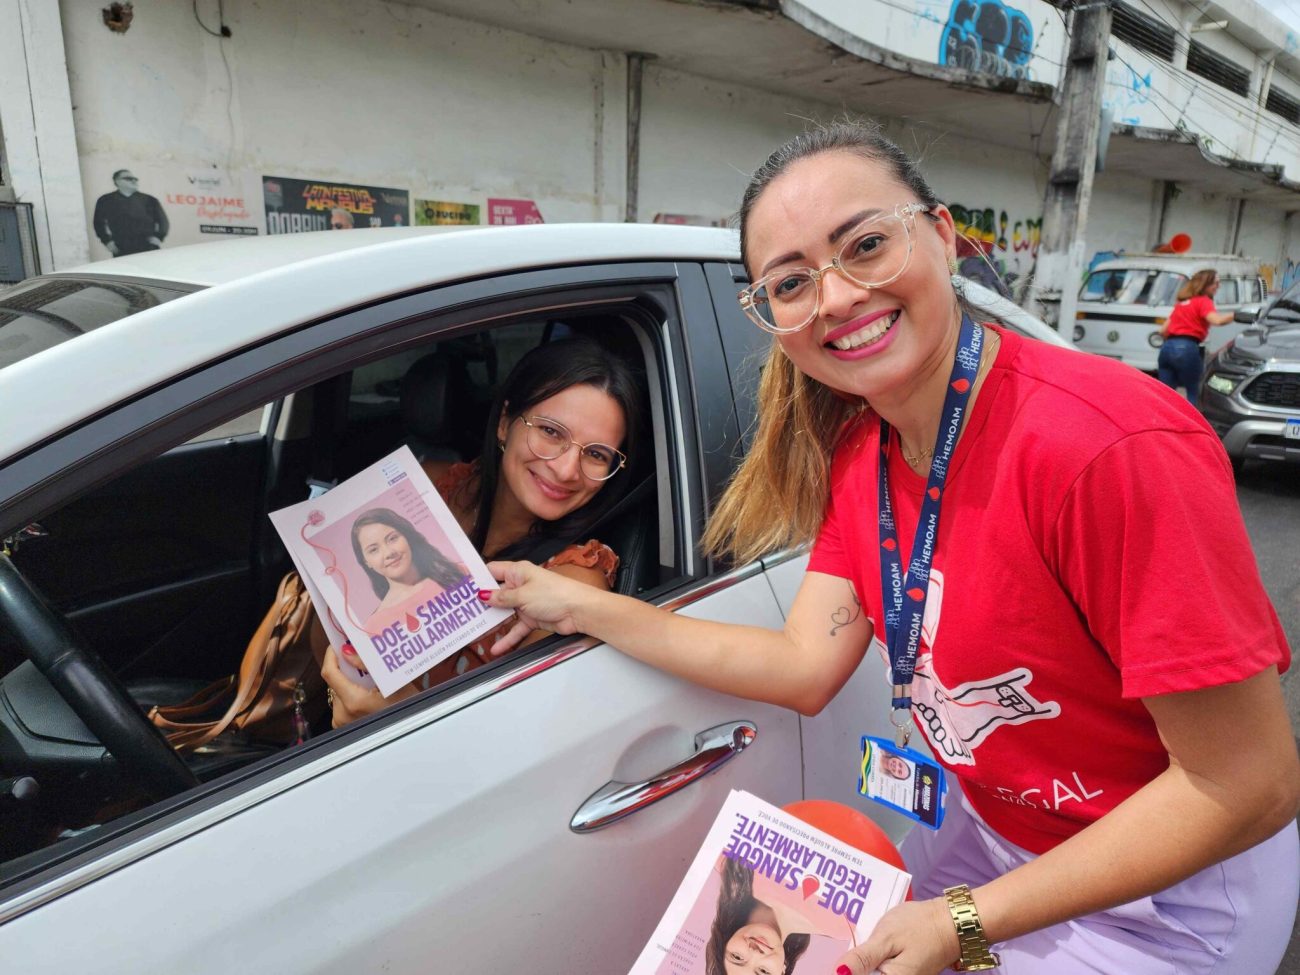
[477,589,492,601]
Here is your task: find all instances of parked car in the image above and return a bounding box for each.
[0,226,1067,972]
[1070,253,1266,371]
[1200,281,1300,469]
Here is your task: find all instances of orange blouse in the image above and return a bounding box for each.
[415,461,619,684]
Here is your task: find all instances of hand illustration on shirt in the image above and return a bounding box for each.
[875,568,1061,766]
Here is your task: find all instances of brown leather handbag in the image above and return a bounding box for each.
[149,572,328,752]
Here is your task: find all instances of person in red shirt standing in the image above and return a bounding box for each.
[1156,269,1235,407]
[485,121,1299,974]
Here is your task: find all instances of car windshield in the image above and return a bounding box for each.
[1262,290,1300,325]
[0,276,191,371]
[1079,268,1187,306]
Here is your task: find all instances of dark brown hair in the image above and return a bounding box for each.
[705,857,811,975]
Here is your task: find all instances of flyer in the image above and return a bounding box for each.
[268,446,512,696]
[629,790,911,974]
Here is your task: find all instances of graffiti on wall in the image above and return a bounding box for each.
[939,0,1034,79]
[1103,63,1153,126]
[1260,261,1300,293]
[949,201,1042,297]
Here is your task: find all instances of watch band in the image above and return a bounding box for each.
[943,884,1001,971]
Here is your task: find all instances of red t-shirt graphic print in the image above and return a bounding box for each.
[809,328,1290,854]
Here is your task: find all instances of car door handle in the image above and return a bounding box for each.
[569,720,756,833]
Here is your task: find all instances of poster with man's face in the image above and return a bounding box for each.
[263,176,410,234]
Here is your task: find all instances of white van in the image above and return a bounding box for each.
[1070,254,1267,371]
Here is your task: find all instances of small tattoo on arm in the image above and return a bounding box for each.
[829,583,861,637]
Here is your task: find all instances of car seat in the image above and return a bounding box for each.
[399,351,484,463]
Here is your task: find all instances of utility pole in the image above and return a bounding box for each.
[1032,0,1113,330]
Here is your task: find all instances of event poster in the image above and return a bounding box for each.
[268,446,511,696]
[653,213,729,228]
[263,175,410,234]
[628,791,911,975]
[414,199,481,225]
[487,197,544,225]
[83,163,261,258]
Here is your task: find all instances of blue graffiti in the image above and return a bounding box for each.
[939,0,1034,78]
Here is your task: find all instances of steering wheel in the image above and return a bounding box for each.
[0,554,197,799]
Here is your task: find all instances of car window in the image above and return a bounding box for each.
[0,276,191,371]
[1079,268,1187,306]
[1217,278,1239,304]
[1244,277,1263,303]
[0,286,688,887]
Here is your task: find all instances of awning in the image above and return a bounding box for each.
[1103,124,1300,208]
[414,0,1300,204]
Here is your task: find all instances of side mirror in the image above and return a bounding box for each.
[1233,304,1261,324]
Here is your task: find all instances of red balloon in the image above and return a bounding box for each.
[783,799,911,899]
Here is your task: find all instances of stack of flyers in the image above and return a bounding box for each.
[629,790,911,974]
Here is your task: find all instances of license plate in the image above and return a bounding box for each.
[1286,419,1300,440]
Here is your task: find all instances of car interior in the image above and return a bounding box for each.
[0,306,681,870]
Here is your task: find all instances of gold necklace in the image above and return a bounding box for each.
[902,443,934,467]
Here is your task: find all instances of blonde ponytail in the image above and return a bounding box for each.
[702,342,859,564]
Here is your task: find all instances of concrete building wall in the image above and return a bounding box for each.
[799,0,1068,85]
[1,0,1293,295]
[61,0,627,259]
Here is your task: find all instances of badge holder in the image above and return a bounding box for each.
[855,315,981,835]
[858,734,947,830]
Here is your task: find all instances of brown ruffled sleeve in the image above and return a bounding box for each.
[431,460,476,505]
[542,538,619,589]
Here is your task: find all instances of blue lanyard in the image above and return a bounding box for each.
[877,314,982,741]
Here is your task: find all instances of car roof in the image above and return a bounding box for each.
[5,223,740,462]
[48,224,739,288]
[1089,253,1261,274]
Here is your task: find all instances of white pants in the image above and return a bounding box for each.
[900,789,1300,974]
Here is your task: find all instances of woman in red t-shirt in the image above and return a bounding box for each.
[1156,268,1235,407]
[486,122,1299,974]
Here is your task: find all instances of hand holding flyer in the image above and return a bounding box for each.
[629,790,911,975]
[269,446,512,697]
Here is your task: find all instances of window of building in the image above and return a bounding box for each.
[1265,85,1300,125]
[1110,2,1176,63]
[1187,41,1251,97]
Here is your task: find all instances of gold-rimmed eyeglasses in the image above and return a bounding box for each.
[516,415,626,481]
[737,202,933,335]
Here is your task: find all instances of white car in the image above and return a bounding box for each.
[1070,253,1267,371]
[0,227,1058,972]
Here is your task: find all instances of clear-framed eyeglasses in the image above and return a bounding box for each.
[517,415,627,481]
[737,202,934,335]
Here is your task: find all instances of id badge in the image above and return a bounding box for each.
[858,735,947,830]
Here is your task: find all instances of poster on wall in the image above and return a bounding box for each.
[83,164,261,259]
[263,176,410,234]
[414,199,481,226]
[486,198,543,226]
[653,213,729,228]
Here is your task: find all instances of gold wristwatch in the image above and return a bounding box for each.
[943,884,1001,971]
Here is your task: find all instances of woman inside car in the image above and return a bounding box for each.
[322,335,641,726]
[485,121,1299,974]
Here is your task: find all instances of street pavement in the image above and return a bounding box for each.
[1233,460,1300,975]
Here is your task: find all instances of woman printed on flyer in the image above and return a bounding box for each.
[349,507,467,635]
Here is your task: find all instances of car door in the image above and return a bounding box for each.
[0,261,801,973]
